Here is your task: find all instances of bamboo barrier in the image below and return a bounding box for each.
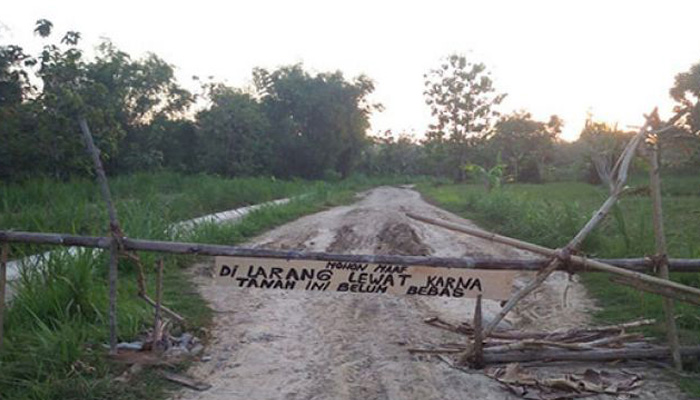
[3,230,700,273]
[474,125,645,338]
[406,214,700,304]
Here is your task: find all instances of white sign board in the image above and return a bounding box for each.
[215,257,515,300]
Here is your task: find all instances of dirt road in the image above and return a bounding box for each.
[173,186,684,400]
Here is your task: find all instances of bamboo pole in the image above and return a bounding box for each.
[649,138,682,370]
[78,118,122,238]
[461,294,484,368]
[154,259,163,351]
[425,316,656,340]
[406,213,700,303]
[0,243,8,351]
[78,117,120,355]
[107,240,118,354]
[481,345,700,364]
[2,230,700,272]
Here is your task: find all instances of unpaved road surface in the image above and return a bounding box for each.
[173,186,685,400]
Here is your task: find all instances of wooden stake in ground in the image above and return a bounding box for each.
[648,135,682,370]
[154,259,164,351]
[105,240,118,354]
[460,294,484,368]
[0,243,8,351]
[78,117,120,355]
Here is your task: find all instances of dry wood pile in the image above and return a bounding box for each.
[413,317,695,365]
[411,317,700,398]
[487,364,643,400]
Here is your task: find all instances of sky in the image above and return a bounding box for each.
[2,0,700,141]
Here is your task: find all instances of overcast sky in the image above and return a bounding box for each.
[3,0,700,140]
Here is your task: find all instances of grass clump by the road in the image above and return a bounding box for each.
[417,176,700,391]
[0,173,415,400]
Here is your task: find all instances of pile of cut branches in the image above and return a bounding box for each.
[410,317,700,398]
[412,317,700,366]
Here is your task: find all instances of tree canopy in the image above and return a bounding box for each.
[422,54,506,180]
[0,21,377,181]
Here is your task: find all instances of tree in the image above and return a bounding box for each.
[0,20,193,178]
[664,62,700,169]
[255,64,378,178]
[577,118,633,187]
[34,19,53,38]
[423,54,506,180]
[670,61,700,135]
[362,130,425,176]
[195,84,271,176]
[489,112,561,182]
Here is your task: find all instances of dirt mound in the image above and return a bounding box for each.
[375,222,431,256]
[328,225,364,253]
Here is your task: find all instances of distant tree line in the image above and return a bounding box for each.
[361,54,700,183]
[1,21,699,183]
[0,20,377,181]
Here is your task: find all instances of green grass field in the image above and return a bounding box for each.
[417,175,700,393]
[0,172,410,400]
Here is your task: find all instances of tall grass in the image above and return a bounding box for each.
[0,172,414,399]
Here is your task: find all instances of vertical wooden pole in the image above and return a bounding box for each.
[78,118,120,355]
[78,118,121,234]
[0,243,8,351]
[649,140,682,370]
[154,259,164,351]
[108,240,118,355]
[472,294,484,368]
[458,294,484,367]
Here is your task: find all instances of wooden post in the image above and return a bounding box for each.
[0,243,8,351]
[457,294,484,368]
[649,139,682,370]
[78,118,120,354]
[472,295,484,368]
[153,259,164,351]
[78,118,122,236]
[107,239,118,354]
